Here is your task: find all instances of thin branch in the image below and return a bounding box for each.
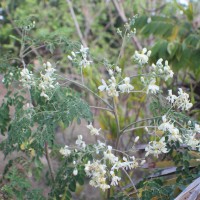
[57,75,113,110]
[111,0,142,50]
[90,106,113,113]
[5,8,40,57]
[122,168,139,199]
[66,0,87,47]
[124,125,157,133]
[45,142,55,182]
[120,116,161,134]
[113,98,121,150]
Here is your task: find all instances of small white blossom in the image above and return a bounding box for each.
[85,161,109,191]
[145,137,168,157]
[110,171,121,186]
[86,123,101,135]
[104,146,118,164]
[115,66,122,73]
[133,48,151,65]
[108,69,114,76]
[73,168,78,176]
[67,55,73,61]
[147,79,159,94]
[185,133,200,149]
[76,135,86,148]
[59,145,71,157]
[118,77,134,93]
[166,88,192,111]
[141,160,146,165]
[195,124,200,133]
[20,68,34,88]
[134,136,140,143]
[98,79,108,92]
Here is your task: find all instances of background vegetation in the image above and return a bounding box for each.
[0,0,200,199]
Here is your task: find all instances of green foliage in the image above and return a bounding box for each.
[1,167,45,200]
[139,179,174,200]
[134,12,200,76]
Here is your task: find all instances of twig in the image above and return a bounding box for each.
[113,98,121,150]
[66,0,87,47]
[45,142,55,182]
[122,168,139,199]
[120,116,161,134]
[90,105,113,113]
[5,8,40,57]
[111,0,142,50]
[57,74,113,110]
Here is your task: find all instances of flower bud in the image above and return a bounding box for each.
[73,168,78,176]
[134,136,139,143]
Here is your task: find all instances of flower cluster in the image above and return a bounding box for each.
[68,45,92,68]
[158,115,182,143]
[146,78,159,94]
[118,77,134,93]
[38,61,57,100]
[85,161,110,191]
[98,65,134,97]
[20,68,35,89]
[167,88,193,110]
[145,137,168,157]
[133,48,151,65]
[59,124,144,191]
[151,59,174,81]
[75,135,86,148]
[185,133,200,150]
[146,115,200,157]
[86,123,101,135]
[59,145,71,157]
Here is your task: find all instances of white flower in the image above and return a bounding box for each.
[98,79,108,92]
[79,58,92,68]
[167,88,192,111]
[147,79,159,94]
[104,146,118,164]
[59,145,71,157]
[108,69,114,76]
[71,51,76,57]
[116,66,122,73]
[20,68,34,88]
[75,135,86,148]
[195,124,200,133]
[141,160,146,165]
[86,123,101,135]
[73,168,78,176]
[94,140,106,154]
[140,76,145,83]
[133,48,151,65]
[147,17,152,23]
[68,55,73,60]
[166,90,177,104]
[150,59,173,81]
[134,136,140,143]
[40,91,50,100]
[80,45,89,55]
[118,77,134,93]
[110,171,121,186]
[145,137,168,157]
[168,127,183,143]
[158,117,182,142]
[39,62,57,100]
[84,161,109,191]
[185,134,200,149]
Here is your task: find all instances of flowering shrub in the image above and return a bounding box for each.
[0,16,200,200]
